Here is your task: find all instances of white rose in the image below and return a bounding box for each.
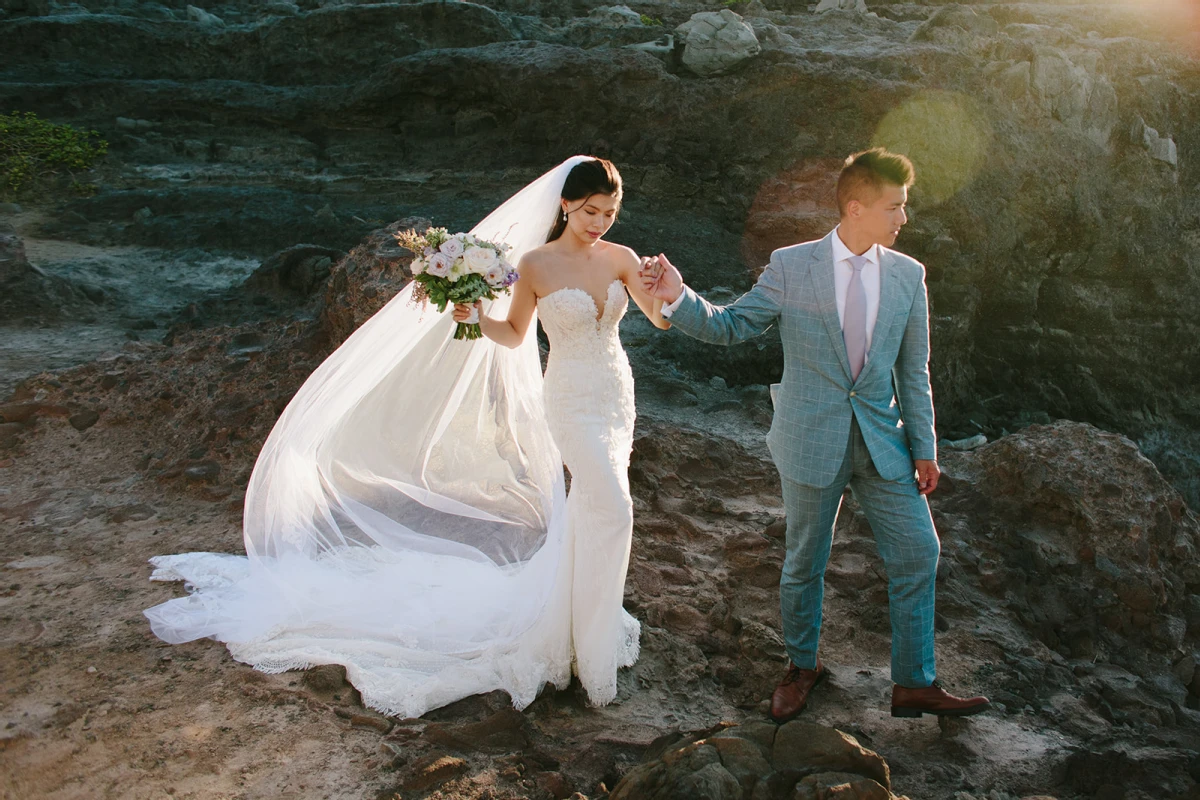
[439,237,465,260]
[426,252,451,277]
[463,246,498,275]
[411,257,426,275]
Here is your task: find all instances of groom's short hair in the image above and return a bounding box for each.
[837,148,915,217]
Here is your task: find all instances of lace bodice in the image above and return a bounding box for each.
[538,279,635,438]
[537,279,629,359]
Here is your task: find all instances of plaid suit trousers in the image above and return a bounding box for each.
[780,418,940,688]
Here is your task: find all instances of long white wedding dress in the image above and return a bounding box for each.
[539,278,639,704]
[143,157,641,716]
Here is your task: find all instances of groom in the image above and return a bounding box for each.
[641,149,988,721]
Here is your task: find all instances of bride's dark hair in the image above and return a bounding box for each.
[546,158,623,243]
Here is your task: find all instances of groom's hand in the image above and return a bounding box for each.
[641,253,683,304]
[915,460,940,495]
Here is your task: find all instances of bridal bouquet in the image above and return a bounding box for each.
[396,227,518,340]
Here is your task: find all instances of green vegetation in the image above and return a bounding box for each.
[640,14,663,25]
[0,111,108,199]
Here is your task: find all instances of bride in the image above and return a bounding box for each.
[144,156,670,716]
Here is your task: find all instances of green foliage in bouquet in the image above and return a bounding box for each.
[420,272,494,312]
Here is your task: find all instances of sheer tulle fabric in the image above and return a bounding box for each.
[144,156,627,717]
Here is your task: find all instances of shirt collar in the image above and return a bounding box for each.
[832,226,880,267]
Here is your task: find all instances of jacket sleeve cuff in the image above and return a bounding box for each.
[910,442,938,461]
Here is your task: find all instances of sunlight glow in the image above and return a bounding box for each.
[1114,0,1200,53]
[871,91,993,207]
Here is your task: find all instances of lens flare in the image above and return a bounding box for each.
[871,90,992,207]
[742,158,843,268]
[1137,0,1200,55]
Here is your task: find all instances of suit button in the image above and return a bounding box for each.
[849,391,857,398]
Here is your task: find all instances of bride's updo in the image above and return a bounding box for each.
[547,158,623,242]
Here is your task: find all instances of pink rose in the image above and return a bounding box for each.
[439,237,465,260]
[426,252,451,277]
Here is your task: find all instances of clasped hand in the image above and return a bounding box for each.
[638,253,684,304]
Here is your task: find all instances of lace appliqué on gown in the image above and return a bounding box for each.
[538,279,640,706]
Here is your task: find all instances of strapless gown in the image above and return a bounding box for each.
[144,278,641,714]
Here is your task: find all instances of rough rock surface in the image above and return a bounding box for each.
[240,243,343,301]
[0,231,100,320]
[816,0,868,14]
[6,0,1196,504]
[316,217,429,348]
[676,9,761,77]
[3,220,1200,796]
[610,720,896,799]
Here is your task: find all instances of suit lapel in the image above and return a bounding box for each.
[808,233,853,383]
[856,249,899,385]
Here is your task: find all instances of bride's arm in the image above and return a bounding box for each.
[619,249,671,330]
[453,257,538,348]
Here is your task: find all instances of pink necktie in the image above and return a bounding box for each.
[844,255,868,381]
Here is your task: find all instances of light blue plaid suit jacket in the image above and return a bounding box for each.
[668,230,937,488]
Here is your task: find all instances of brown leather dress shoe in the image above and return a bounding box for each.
[891,682,990,718]
[769,659,827,723]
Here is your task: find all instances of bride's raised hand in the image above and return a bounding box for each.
[639,256,659,288]
[452,301,482,322]
[643,253,683,303]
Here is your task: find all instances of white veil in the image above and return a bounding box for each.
[144,156,595,717]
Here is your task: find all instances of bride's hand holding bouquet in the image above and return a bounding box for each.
[396,226,519,340]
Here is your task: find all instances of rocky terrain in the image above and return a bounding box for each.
[3,219,1200,799]
[3,0,1200,798]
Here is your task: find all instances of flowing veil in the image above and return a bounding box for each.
[144,156,595,717]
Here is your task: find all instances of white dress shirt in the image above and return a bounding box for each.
[662,229,882,360]
[660,279,685,316]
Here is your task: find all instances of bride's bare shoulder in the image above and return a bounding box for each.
[603,242,638,262]
[602,242,640,275]
[518,246,555,276]
[518,246,566,296]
